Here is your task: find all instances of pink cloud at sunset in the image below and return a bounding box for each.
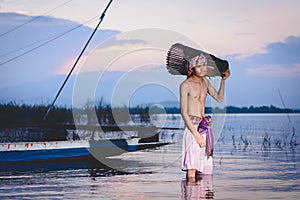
[54,55,88,75]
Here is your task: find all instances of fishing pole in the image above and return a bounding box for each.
[42,0,114,121]
[278,88,297,146]
[278,89,290,123]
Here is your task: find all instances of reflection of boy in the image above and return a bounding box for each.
[180,54,230,179]
[181,174,214,199]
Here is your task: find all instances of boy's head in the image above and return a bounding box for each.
[187,54,207,78]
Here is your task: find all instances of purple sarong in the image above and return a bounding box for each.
[196,115,214,158]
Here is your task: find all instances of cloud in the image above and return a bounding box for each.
[54,55,89,75]
[246,63,300,77]
[0,12,75,28]
[0,12,119,89]
[247,35,300,65]
[242,35,300,77]
[97,38,147,50]
[235,32,255,36]
[235,19,251,24]
[223,35,300,108]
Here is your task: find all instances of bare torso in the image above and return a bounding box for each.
[182,77,208,118]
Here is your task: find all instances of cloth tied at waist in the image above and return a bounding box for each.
[189,115,214,158]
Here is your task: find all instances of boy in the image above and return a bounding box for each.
[180,54,230,179]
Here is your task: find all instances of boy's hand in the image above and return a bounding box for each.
[194,133,206,147]
[222,69,230,80]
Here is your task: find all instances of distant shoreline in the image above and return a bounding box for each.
[1,103,299,114]
[0,103,299,128]
[157,105,300,114]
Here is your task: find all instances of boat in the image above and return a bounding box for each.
[0,124,174,163]
[0,138,136,163]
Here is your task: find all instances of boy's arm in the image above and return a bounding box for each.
[207,69,230,103]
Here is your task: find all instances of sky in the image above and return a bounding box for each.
[0,0,299,109]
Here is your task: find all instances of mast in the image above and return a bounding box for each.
[42,0,114,121]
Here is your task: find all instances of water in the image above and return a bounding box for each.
[0,114,299,199]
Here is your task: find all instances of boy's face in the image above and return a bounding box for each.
[193,64,207,77]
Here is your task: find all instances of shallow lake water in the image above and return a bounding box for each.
[0,114,299,199]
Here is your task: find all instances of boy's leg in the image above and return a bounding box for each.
[187,169,196,178]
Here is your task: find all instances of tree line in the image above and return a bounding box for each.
[0,102,151,127]
[0,102,298,127]
[152,105,299,114]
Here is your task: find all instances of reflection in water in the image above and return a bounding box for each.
[181,175,214,199]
